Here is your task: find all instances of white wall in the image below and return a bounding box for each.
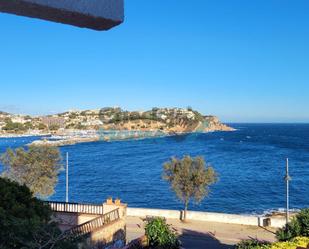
[127,207,287,228]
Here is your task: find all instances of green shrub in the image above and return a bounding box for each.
[49,124,60,131]
[145,217,180,249]
[237,237,309,249]
[276,208,309,241]
[2,120,26,132]
[276,218,301,241]
[297,209,309,237]
[269,237,309,249]
[236,239,270,249]
[38,123,47,130]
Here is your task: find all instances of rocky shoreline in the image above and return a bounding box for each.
[28,130,168,146]
[0,133,49,138]
[1,125,235,147]
[27,128,235,147]
[1,121,236,147]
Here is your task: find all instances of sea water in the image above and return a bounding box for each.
[1,124,308,215]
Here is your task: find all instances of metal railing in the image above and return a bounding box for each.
[68,208,120,237]
[47,201,104,215]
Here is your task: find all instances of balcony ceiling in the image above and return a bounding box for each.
[0,0,124,30]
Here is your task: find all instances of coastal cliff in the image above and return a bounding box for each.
[0,107,234,146]
[97,107,234,134]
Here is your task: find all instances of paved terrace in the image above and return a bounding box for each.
[48,201,280,249]
[126,216,277,249]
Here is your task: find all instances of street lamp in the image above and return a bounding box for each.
[284,158,292,226]
[66,152,69,203]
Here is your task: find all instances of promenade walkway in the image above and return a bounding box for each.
[126,216,277,249]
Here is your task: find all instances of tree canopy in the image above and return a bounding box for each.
[1,145,63,198]
[0,178,77,249]
[0,177,50,248]
[162,155,218,220]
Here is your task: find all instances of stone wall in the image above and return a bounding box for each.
[52,199,127,248]
[90,219,126,248]
[53,212,100,231]
[103,200,127,218]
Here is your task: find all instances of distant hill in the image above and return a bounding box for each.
[0,107,234,134]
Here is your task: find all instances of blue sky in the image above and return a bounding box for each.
[0,0,308,122]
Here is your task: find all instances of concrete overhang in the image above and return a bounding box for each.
[0,0,124,30]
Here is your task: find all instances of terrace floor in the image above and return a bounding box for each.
[126,216,277,249]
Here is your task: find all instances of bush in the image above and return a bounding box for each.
[2,120,26,132]
[49,124,60,131]
[297,209,309,237]
[24,121,34,130]
[236,239,270,249]
[276,219,301,241]
[145,217,180,249]
[269,237,309,249]
[38,122,47,130]
[236,237,309,249]
[276,208,309,241]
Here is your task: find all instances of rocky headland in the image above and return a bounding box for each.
[0,107,235,146]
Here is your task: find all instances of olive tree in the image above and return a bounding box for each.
[1,145,63,198]
[162,155,218,221]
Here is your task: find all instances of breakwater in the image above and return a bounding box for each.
[29,129,167,146]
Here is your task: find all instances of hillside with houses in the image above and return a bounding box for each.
[0,107,234,144]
